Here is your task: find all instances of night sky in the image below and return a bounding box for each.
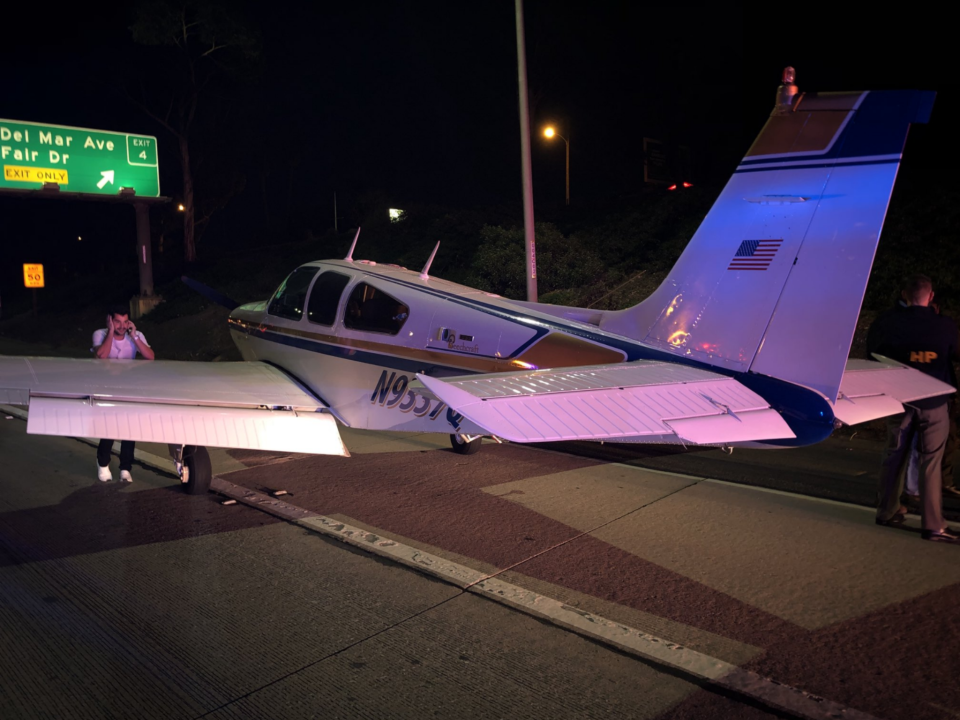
[0,2,956,298]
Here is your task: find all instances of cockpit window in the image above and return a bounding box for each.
[343,282,409,335]
[307,272,351,326]
[267,267,318,321]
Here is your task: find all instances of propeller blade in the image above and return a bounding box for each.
[181,276,240,311]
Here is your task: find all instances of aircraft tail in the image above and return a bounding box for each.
[600,72,935,402]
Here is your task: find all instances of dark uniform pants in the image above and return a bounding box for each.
[942,399,958,490]
[97,439,136,472]
[877,404,949,531]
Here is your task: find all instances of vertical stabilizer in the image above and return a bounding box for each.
[601,76,935,402]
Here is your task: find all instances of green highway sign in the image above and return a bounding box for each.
[0,119,159,197]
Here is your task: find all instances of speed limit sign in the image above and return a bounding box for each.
[23,264,45,288]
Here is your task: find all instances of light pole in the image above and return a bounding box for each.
[543,126,569,206]
[516,0,537,302]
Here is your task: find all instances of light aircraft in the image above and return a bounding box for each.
[1,69,953,495]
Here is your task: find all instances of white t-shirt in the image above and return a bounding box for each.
[91,328,151,359]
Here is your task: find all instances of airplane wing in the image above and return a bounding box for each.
[0,356,349,456]
[417,361,796,445]
[832,356,956,425]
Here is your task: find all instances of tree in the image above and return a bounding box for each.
[128,0,260,262]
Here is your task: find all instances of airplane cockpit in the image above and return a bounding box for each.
[305,271,351,326]
[267,265,316,321]
[343,282,409,335]
[268,265,410,337]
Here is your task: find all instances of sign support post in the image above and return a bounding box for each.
[131,202,162,318]
[135,203,154,297]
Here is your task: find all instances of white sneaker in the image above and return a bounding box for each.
[119,470,133,483]
[97,464,112,482]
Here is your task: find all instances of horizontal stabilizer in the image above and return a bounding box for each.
[417,361,795,445]
[832,357,956,425]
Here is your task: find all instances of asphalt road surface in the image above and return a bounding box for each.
[1,414,959,720]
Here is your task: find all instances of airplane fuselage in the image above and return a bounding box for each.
[227,259,835,447]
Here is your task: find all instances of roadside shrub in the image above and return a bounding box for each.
[466,222,604,299]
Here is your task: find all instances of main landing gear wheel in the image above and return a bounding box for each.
[450,434,483,455]
[181,445,212,495]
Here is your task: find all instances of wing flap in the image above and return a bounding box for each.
[833,357,955,425]
[27,397,348,456]
[418,361,795,445]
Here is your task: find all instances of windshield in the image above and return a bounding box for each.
[267,267,318,321]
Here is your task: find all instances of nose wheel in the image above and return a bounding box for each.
[449,434,483,455]
[172,445,213,495]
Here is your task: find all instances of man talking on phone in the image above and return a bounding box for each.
[92,305,155,482]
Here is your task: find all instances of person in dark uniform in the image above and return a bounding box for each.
[868,274,959,543]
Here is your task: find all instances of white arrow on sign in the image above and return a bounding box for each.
[97,170,115,189]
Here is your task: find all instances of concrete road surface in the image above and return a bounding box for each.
[2,412,959,719]
[0,416,778,720]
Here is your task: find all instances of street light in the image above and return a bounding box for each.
[543,126,569,205]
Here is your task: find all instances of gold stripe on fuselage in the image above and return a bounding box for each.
[230,317,627,374]
[515,331,626,368]
[230,317,508,373]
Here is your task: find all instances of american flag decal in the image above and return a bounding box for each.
[728,239,783,270]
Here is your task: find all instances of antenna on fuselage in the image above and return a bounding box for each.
[420,241,440,280]
[344,227,361,262]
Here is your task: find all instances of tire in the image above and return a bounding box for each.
[450,434,482,455]
[182,445,212,495]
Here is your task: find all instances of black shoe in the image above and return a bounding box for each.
[876,514,906,527]
[921,528,960,544]
[942,486,960,498]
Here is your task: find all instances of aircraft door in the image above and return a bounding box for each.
[306,271,352,333]
[423,301,501,373]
